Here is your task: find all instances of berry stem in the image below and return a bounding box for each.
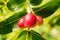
[26,0,32,14]
[28,28,30,31]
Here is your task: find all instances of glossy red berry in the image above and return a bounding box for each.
[36,16,43,24]
[18,18,25,28]
[24,13,36,28]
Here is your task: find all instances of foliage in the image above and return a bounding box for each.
[0,0,60,40]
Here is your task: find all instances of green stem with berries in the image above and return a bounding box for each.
[26,0,32,14]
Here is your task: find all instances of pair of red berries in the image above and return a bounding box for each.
[18,12,43,28]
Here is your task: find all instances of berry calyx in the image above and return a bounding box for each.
[36,16,43,25]
[24,13,36,28]
[18,18,25,28]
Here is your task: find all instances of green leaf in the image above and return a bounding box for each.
[7,30,45,40]
[17,30,45,40]
[6,28,24,40]
[0,23,14,34]
[0,9,27,28]
[44,8,60,24]
[17,30,27,40]
[33,0,60,12]
[0,8,27,34]
[56,18,60,26]
[30,0,42,6]
[34,0,60,18]
[30,30,45,40]
[0,2,4,8]
[7,0,26,11]
[48,15,60,27]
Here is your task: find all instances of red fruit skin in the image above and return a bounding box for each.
[18,18,25,28]
[24,13,36,28]
[36,16,43,24]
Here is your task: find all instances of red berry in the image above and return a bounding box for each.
[36,16,43,24]
[24,13,36,28]
[18,18,25,28]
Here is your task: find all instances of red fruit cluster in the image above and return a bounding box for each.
[36,16,43,25]
[18,12,43,28]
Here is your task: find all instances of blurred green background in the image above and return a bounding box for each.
[0,0,60,40]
